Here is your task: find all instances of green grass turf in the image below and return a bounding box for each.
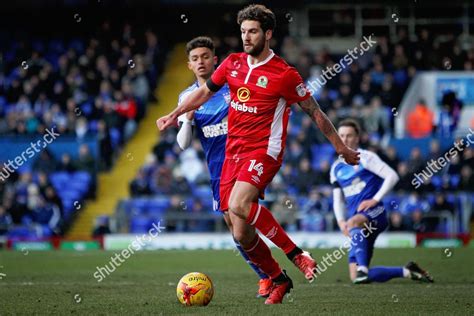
[0,248,473,315]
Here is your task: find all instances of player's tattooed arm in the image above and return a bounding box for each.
[298,97,360,165]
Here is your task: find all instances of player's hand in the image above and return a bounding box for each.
[357,199,378,212]
[156,113,178,131]
[186,110,195,121]
[337,220,349,237]
[337,146,360,165]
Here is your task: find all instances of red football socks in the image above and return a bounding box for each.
[243,235,282,279]
[246,202,297,254]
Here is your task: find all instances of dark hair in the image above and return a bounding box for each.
[338,119,361,135]
[186,36,215,56]
[237,4,276,32]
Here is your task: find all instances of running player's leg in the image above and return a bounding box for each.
[222,212,269,281]
[228,155,316,279]
[227,184,293,304]
[220,157,288,302]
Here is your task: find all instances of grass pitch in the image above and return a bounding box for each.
[0,248,473,315]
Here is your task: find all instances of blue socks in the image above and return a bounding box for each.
[350,227,405,283]
[368,267,404,282]
[233,238,268,279]
[350,227,370,267]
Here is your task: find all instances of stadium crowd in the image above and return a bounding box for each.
[127,28,473,234]
[0,20,166,238]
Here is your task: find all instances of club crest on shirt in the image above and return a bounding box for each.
[296,83,307,97]
[256,75,268,88]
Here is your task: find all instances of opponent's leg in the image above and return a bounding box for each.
[347,214,372,283]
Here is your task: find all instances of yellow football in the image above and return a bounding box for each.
[176,272,214,306]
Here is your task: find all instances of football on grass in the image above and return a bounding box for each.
[176,272,214,306]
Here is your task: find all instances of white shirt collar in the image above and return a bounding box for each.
[247,49,275,69]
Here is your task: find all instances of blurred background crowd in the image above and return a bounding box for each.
[0,2,472,239]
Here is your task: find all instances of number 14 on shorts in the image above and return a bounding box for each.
[248,159,264,176]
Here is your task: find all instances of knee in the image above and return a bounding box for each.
[228,198,250,219]
[347,217,364,230]
[232,229,254,247]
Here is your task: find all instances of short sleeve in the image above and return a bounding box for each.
[207,55,230,92]
[281,68,311,104]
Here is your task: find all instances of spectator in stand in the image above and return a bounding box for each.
[97,120,113,171]
[441,91,463,133]
[407,147,425,174]
[92,216,112,237]
[300,190,328,232]
[0,205,13,234]
[428,140,441,161]
[395,162,414,192]
[294,158,317,194]
[165,194,186,232]
[462,148,473,168]
[385,146,400,171]
[32,149,57,174]
[271,194,298,232]
[114,90,137,141]
[362,96,390,139]
[75,144,96,174]
[406,99,434,138]
[400,192,430,232]
[57,153,77,173]
[36,171,51,196]
[447,154,462,175]
[459,166,474,191]
[130,169,151,197]
[427,193,454,232]
[43,185,63,216]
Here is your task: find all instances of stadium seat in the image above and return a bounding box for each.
[130,216,152,234]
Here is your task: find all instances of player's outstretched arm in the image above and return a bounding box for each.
[297,97,360,165]
[156,85,215,131]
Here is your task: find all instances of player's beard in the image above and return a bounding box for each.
[245,37,265,57]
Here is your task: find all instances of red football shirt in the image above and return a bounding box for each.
[207,50,310,163]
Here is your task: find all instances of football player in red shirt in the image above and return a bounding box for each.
[158,4,360,304]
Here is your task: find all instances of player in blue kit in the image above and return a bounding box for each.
[330,119,434,284]
[175,36,272,297]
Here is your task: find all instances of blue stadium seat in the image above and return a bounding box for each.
[130,216,152,233]
[73,171,92,184]
[194,186,212,200]
[7,226,36,239]
[148,197,170,210]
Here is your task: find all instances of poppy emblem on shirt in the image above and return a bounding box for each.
[296,83,308,97]
[237,87,251,102]
[256,76,268,88]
